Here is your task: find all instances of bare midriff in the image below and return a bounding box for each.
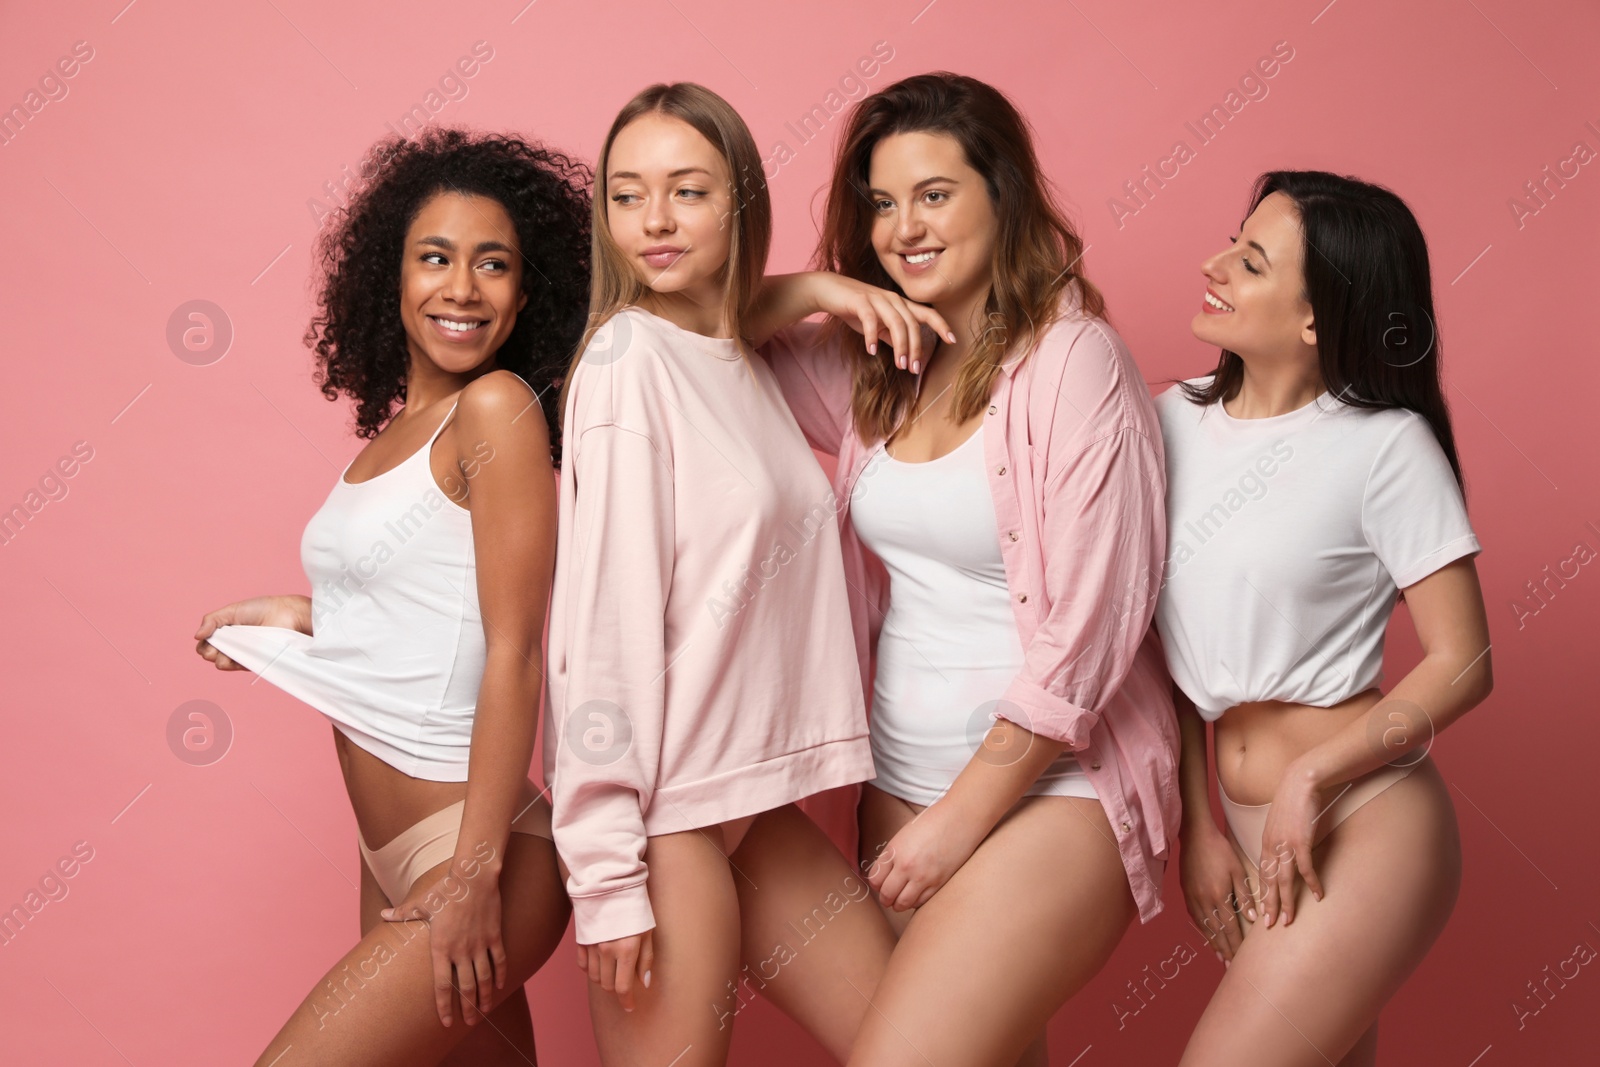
[1212,687,1385,806]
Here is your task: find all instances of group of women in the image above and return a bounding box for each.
[194,71,1493,1067]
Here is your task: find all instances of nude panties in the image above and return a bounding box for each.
[1218,760,1419,875]
[358,796,553,907]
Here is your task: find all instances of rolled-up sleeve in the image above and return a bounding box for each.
[995,318,1168,750]
[999,429,1166,747]
[551,419,672,945]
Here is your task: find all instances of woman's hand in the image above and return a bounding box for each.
[576,930,654,1013]
[1179,818,1255,961]
[193,595,313,670]
[381,859,507,1028]
[791,272,956,374]
[1258,768,1328,928]
[866,799,987,912]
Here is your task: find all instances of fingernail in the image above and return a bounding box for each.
[869,342,877,354]
[643,970,652,988]
[946,331,956,343]
[1223,959,1231,969]
[911,361,920,374]
[1214,951,1223,963]
[1246,908,1256,921]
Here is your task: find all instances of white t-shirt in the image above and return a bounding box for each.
[1153,376,1481,721]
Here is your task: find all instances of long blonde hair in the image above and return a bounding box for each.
[557,82,771,432]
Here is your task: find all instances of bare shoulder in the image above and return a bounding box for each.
[456,369,546,432]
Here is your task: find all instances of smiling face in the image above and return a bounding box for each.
[398,191,527,376]
[866,130,999,328]
[1192,190,1316,360]
[605,112,734,310]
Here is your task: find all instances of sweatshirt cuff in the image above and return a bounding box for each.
[997,676,1096,750]
[571,881,656,946]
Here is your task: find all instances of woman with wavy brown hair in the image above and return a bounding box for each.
[749,72,1182,1065]
[195,127,591,1066]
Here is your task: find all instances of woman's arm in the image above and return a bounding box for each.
[1174,684,1254,958]
[1284,557,1492,799]
[381,371,556,1028]
[748,271,953,363]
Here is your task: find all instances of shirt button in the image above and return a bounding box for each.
[1120,821,1131,833]
[1090,760,1102,770]
[997,466,1006,476]
[1018,593,1028,603]
[1007,531,1018,542]
[987,404,997,415]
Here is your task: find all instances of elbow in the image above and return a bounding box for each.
[1472,653,1494,705]
[1454,647,1494,708]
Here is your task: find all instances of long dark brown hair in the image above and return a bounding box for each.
[815,71,1105,443]
[1181,169,1464,491]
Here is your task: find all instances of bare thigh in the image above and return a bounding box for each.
[1180,758,1462,1067]
[356,853,539,1067]
[580,825,743,1067]
[721,802,896,1062]
[251,830,569,1067]
[850,788,1138,1067]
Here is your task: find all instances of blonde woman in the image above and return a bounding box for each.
[545,82,900,1065]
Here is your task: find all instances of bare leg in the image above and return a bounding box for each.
[851,787,1136,1066]
[1180,759,1460,1066]
[860,786,1047,1067]
[722,803,897,1062]
[584,827,743,1067]
[251,832,568,1067]
[354,852,539,1065]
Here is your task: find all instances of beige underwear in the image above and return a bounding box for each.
[1219,760,1420,885]
[358,796,553,907]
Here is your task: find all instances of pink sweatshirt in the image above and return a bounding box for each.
[760,292,1182,923]
[545,306,875,945]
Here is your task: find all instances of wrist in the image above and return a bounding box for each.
[1180,810,1222,840]
[1284,756,1330,795]
[930,789,999,845]
[285,594,314,634]
[451,850,503,884]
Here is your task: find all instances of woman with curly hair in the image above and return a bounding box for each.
[194,126,592,1066]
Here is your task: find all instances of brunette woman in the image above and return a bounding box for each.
[749,72,1182,1066]
[1158,171,1491,1065]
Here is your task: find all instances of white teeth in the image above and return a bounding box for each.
[906,251,938,264]
[1205,292,1234,311]
[433,317,484,332]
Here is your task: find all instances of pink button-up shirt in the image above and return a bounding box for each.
[760,295,1181,922]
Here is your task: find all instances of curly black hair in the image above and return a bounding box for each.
[304,126,592,461]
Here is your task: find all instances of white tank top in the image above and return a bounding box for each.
[849,425,1095,805]
[203,397,486,781]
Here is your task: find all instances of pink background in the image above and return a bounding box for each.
[3,0,1596,1062]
